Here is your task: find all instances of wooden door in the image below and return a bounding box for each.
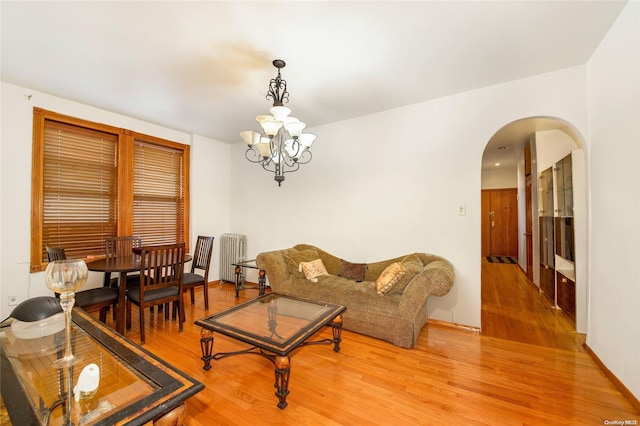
[481,188,518,257]
[525,177,533,280]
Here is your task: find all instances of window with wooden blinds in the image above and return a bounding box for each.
[42,121,117,260]
[133,140,185,246]
[31,108,190,272]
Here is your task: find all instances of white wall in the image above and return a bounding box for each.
[481,166,517,189]
[0,82,231,319]
[189,134,231,283]
[230,66,589,328]
[586,1,640,400]
[535,129,578,172]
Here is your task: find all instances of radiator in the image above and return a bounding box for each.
[219,233,247,283]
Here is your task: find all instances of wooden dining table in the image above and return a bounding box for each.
[86,253,192,335]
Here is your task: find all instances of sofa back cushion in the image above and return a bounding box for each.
[294,244,341,275]
[284,248,320,279]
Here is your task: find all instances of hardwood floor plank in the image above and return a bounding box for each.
[88,267,637,425]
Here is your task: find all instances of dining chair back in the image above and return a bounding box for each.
[45,246,118,324]
[105,236,142,258]
[126,243,186,344]
[45,246,66,261]
[183,236,214,310]
[104,236,142,288]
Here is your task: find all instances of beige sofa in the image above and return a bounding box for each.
[256,244,454,348]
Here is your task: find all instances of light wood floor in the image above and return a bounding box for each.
[481,258,587,352]
[111,262,638,425]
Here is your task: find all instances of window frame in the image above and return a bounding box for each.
[30,107,190,272]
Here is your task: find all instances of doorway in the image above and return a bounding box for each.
[480,116,588,342]
[481,188,518,257]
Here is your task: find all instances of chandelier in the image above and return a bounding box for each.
[240,59,316,186]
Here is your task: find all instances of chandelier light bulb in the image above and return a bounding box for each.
[258,118,283,136]
[284,120,306,138]
[298,133,316,148]
[254,140,272,158]
[240,131,261,146]
[269,106,292,120]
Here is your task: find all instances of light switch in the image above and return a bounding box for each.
[458,204,466,215]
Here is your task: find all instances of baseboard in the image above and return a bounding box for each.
[585,343,640,413]
[429,319,480,334]
[518,263,526,275]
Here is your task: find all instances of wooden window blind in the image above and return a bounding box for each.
[133,140,185,246]
[42,121,118,260]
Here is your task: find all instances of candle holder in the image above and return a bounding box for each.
[45,259,88,368]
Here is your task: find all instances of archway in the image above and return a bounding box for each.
[481,116,588,343]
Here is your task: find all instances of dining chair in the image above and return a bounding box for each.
[104,236,142,288]
[45,246,119,324]
[183,236,214,310]
[125,243,186,344]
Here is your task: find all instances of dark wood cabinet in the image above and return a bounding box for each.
[540,265,555,301]
[557,271,576,326]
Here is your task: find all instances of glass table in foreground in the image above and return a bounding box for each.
[0,308,203,425]
[195,293,346,409]
[231,259,267,298]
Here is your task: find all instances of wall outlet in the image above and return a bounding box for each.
[8,295,18,306]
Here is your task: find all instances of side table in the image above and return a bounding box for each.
[231,259,267,298]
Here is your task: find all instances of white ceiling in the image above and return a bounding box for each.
[1,1,626,168]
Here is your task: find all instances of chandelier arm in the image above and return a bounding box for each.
[295,150,313,165]
[260,160,277,174]
[280,161,300,175]
[245,147,267,164]
[281,156,298,168]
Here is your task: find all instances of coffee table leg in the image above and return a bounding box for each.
[331,314,343,352]
[258,269,266,295]
[274,355,290,409]
[234,266,241,298]
[200,329,214,370]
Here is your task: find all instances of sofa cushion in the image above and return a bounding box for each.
[388,254,424,295]
[338,259,367,282]
[284,248,320,278]
[375,262,405,295]
[300,258,329,283]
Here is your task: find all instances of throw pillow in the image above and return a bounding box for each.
[338,259,367,282]
[284,248,320,278]
[375,262,405,295]
[388,254,424,295]
[299,258,329,283]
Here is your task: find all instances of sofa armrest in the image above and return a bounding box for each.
[256,248,299,291]
[398,260,454,316]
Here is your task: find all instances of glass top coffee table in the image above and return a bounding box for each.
[1,308,203,425]
[194,293,346,409]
